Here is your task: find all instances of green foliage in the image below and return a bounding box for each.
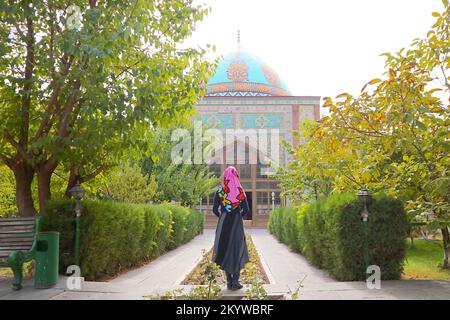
[184,208,206,243]
[142,126,219,206]
[94,162,159,204]
[41,199,203,280]
[165,203,204,249]
[268,205,307,252]
[269,194,409,281]
[280,0,450,266]
[242,263,268,300]
[404,239,450,280]
[0,0,215,215]
[0,164,16,217]
[289,278,305,300]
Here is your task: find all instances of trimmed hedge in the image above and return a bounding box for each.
[41,199,204,280]
[268,193,408,281]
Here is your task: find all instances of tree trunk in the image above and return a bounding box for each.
[36,160,58,213]
[37,169,52,213]
[65,165,80,197]
[442,227,450,269]
[13,162,37,217]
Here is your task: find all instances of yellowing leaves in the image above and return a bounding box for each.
[361,78,382,92]
[280,1,450,230]
[389,68,396,79]
[336,93,353,100]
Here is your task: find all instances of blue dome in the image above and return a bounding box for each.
[206,49,291,97]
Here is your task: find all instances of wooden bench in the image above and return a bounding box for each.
[0,216,41,290]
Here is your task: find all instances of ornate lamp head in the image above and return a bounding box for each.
[69,183,85,201]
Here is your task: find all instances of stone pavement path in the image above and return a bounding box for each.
[1,228,450,300]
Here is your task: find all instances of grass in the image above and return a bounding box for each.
[0,262,34,279]
[403,238,450,280]
[0,267,13,279]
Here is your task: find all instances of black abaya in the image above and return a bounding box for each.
[212,191,250,275]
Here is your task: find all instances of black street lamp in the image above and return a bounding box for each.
[358,186,371,280]
[358,186,371,222]
[68,183,85,269]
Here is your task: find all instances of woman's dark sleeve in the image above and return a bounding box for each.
[212,192,221,217]
[240,198,250,217]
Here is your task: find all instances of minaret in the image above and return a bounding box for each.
[237,28,241,51]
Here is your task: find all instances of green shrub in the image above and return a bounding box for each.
[41,199,203,280]
[269,193,408,281]
[268,206,306,252]
[184,208,204,243]
[166,204,188,249]
[0,164,17,217]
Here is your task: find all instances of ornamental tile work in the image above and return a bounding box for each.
[227,60,248,82]
[206,49,290,97]
[194,42,321,227]
[197,114,234,129]
[206,82,289,97]
[242,114,282,128]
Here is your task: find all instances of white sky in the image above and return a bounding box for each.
[187,0,444,103]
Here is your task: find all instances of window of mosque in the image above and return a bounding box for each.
[256,191,281,206]
[268,180,281,189]
[241,181,252,190]
[256,192,269,205]
[256,166,265,178]
[232,139,253,165]
[239,164,251,179]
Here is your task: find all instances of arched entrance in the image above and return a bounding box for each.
[198,140,284,228]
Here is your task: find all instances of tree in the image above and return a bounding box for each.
[141,125,218,206]
[94,162,159,204]
[282,1,450,267]
[278,123,333,204]
[0,163,16,217]
[0,0,213,216]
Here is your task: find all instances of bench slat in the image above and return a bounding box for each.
[0,250,13,257]
[0,224,35,232]
[0,244,31,249]
[0,218,36,223]
[0,229,35,234]
[0,233,35,239]
[0,246,31,251]
[0,220,36,226]
[0,238,34,244]
[0,244,30,251]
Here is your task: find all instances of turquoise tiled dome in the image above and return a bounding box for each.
[206,48,291,97]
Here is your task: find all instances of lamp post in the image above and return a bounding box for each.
[271,191,275,212]
[358,186,371,280]
[68,183,85,268]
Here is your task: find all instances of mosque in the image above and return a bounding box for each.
[195,35,321,228]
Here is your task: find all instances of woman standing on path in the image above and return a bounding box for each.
[212,166,250,290]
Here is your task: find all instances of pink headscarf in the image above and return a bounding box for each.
[218,166,247,212]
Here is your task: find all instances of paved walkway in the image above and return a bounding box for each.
[1,228,450,300]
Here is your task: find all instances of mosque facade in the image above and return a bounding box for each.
[194,41,321,228]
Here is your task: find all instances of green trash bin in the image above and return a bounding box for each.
[34,231,60,289]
